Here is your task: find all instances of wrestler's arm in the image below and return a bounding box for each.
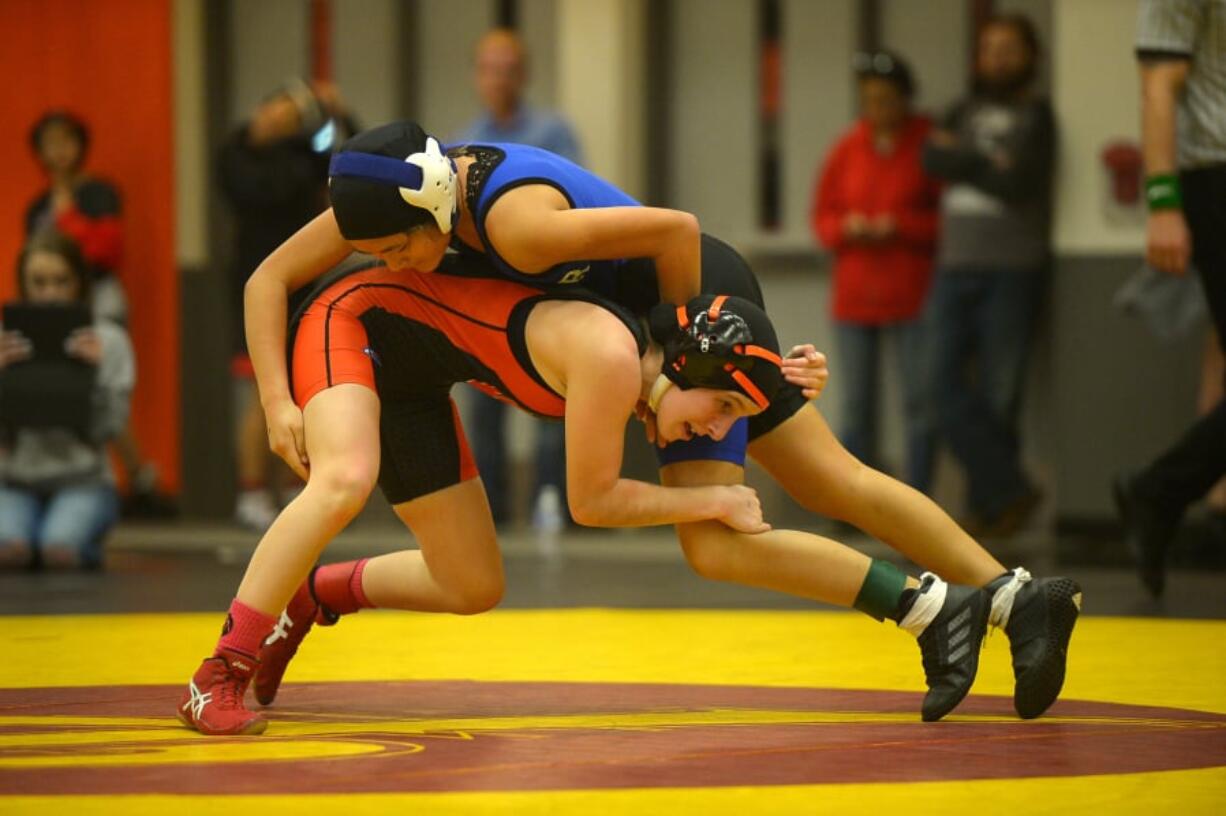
[484,186,702,305]
[486,188,825,397]
[244,209,353,474]
[562,332,767,532]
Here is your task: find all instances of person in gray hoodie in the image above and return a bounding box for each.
[0,230,134,569]
[922,13,1054,536]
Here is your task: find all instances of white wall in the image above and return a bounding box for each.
[881,0,969,117]
[520,0,561,109]
[334,0,401,127]
[417,0,496,140]
[229,0,310,123]
[226,0,403,131]
[781,0,857,245]
[556,0,647,196]
[668,0,758,242]
[668,0,979,249]
[1052,0,1145,253]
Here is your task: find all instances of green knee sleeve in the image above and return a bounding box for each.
[853,559,907,622]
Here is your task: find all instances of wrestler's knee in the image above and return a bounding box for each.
[447,575,504,615]
[677,522,739,582]
[307,460,378,521]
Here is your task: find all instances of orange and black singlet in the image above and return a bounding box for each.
[288,260,645,504]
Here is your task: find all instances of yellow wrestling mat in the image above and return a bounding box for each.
[2,609,1224,813]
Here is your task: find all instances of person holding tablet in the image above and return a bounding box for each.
[0,230,135,570]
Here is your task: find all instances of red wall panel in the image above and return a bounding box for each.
[0,0,180,491]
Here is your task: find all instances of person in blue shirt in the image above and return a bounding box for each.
[241,120,1081,727]
[454,28,585,528]
[458,29,582,163]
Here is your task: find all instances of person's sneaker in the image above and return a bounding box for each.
[988,568,1082,719]
[121,463,179,519]
[235,489,278,533]
[899,573,990,722]
[1113,474,1180,597]
[177,648,267,736]
[254,581,325,706]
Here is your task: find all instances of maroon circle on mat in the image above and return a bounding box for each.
[2,681,1224,794]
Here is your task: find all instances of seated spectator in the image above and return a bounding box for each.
[812,51,941,492]
[0,231,134,570]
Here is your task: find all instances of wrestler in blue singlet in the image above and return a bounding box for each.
[449,143,668,317]
[327,128,804,469]
[447,142,806,468]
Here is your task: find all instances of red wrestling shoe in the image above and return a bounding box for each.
[254,580,328,706]
[177,648,267,736]
[257,562,369,705]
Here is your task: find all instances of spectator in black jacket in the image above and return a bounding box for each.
[219,79,356,530]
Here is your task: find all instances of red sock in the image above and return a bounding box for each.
[215,599,277,659]
[312,559,375,617]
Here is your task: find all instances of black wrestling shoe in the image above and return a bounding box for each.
[1112,474,1179,598]
[988,569,1082,719]
[901,574,991,722]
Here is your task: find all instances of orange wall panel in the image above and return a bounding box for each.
[0,0,180,491]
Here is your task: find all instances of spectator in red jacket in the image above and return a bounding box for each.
[812,51,941,492]
[25,111,126,325]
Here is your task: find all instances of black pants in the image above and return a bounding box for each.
[1137,164,1226,513]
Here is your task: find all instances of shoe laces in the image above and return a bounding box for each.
[989,567,1032,633]
[216,663,251,709]
[899,572,945,638]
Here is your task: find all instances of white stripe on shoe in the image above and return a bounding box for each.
[183,680,211,721]
[265,610,294,646]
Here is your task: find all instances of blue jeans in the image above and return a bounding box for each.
[468,392,569,524]
[927,266,1046,520]
[835,319,935,492]
[0,482,119,568]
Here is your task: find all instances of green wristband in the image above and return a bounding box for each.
[1145,174,1182,211]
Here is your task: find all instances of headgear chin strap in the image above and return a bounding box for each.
[328,137,457,232]
[646,374,674,414]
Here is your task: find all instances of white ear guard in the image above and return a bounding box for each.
[402,137,457,233]
[328,136,458,233]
